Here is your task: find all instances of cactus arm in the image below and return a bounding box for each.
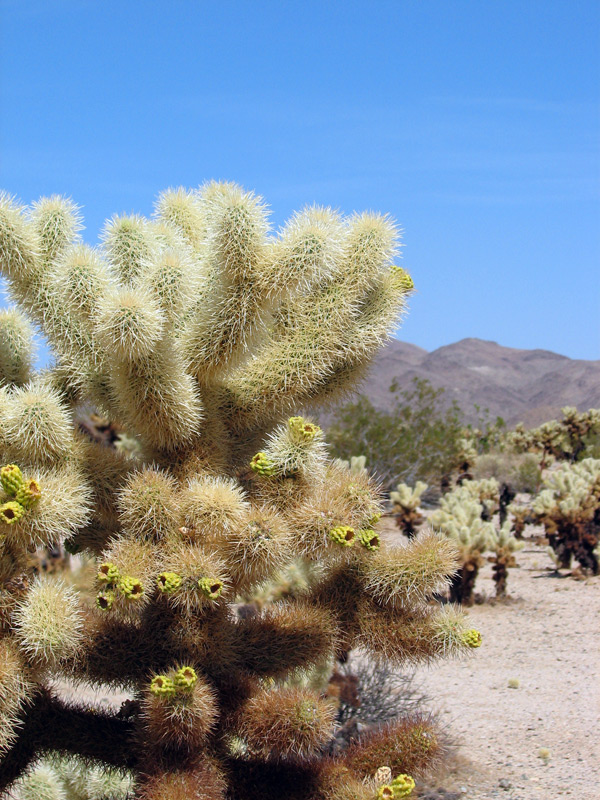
[0,689,136,792]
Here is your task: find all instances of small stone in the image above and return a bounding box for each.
[498,778,512,789]
[538,747,551,763]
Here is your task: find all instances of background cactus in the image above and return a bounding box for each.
[390,481,427,538]
[486,522,524,597]
[428,479,523,603]
[507,407,600,467]
[10,754,134,800]
[530,458,600,573]
[0,185,480,798]
[429,491,491,605]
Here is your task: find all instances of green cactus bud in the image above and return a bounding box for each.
[250,451,277,477]
[0,500,25,525]
[358,528,380,551]
[391,774,416,797]
[118,575,144,600]
[368,512,382,526]
[198,576,223,600]
[328,525,356,547]
[1,464,24,495]
[174,665,197,690]
[390,265,415,293]
[96,590,115,611]
[157,571,182,594]
[150,674,176,698]
[15,478,42,509]
[462,628,482,648]
[288,416,321,442]
[97,562,120,584]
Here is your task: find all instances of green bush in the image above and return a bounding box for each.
[326,377,465,490]
[472,452,542,494]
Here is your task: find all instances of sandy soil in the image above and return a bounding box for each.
[382,524,599,800]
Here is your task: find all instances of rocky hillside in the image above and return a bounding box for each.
[354,338,600,426]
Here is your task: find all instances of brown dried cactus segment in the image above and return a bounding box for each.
[238,686,337,761]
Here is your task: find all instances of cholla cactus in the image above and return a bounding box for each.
[456,478,500,521]
[508,407,600,467]
[531,458,600,573]
[486,521,524,597]
[335,455,368,475]
[455,435,478,473]
[430,491,492,605]
[390,481,427,538]
[506,502,534,539]
[0,309,36,389]
[11,754,134,799]
[0,186,479,798]
[431,480,523,601]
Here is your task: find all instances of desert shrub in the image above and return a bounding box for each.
[327,378,466,490]
[333,656,427,730]
[472,452,542,494]
[460,408,507,456]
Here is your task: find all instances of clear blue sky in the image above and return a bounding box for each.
[1,0,599,361]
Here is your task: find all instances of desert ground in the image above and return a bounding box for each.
[381,519,599,800]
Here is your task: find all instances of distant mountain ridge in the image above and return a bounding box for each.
[356,338,600,426]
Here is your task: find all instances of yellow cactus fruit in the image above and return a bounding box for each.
[14,478,41,509]
[97,562,120,584]
[96,590,115,611]
[391,773,416,796]
[250,452,276,477]
[462,629,482,648]
[156,571,182,594]
[118,575,144,600]
[0,500,25,525]
[377,787,395,799]
[358,528,381,551]
[328,525,356,547]
[1,464,24,495]
[174,665,198,691]
[198,576,223,600]
[288,416,321,442]
[150,674,176,698]
[390,266,415,293]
